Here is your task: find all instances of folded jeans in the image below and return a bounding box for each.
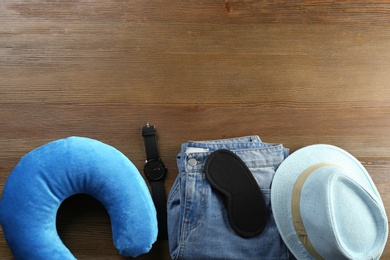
[167,136,292,259]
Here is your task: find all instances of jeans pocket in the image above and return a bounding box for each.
[182,171,208,231]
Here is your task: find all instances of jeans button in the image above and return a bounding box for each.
[188,158,197,167]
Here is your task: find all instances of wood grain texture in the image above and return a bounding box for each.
[1,0,390,259]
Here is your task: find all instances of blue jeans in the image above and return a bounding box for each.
[167,136,291,259]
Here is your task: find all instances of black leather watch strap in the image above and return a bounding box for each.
[142,124,159,161]
[142,123,168,241]
[150,180,168,240]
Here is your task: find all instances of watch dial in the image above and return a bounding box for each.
[145,160,166,181]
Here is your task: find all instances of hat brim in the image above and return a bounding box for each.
[271,144,383,259]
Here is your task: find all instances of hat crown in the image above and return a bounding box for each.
[300,166,387,259]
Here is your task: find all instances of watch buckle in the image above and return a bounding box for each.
[142,122,156,137]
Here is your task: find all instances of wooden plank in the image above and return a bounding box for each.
[4,0,390,24]
[1,22,390,105]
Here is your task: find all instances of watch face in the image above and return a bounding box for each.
[144,159,166,181]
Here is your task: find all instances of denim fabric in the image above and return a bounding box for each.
[167,136,291,260]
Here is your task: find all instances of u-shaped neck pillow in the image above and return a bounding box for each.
[0,137,157,259]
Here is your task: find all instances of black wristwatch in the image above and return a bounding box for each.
[142,123,168,240]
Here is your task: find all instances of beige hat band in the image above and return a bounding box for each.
[291,162,338,260]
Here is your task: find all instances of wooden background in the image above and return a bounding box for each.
[1,0,390,259]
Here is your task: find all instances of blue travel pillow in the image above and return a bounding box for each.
[0,137,157,259]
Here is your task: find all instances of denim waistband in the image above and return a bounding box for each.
[177,136,289,173]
